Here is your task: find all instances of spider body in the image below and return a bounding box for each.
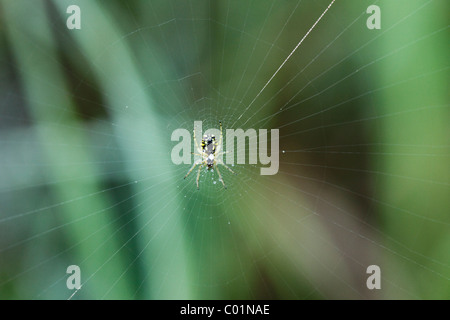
[202,135,216,168]
[184,121,236,189]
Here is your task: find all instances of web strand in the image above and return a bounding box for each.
[235,0,337,127]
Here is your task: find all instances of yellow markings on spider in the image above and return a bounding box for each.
[184,121,236,189]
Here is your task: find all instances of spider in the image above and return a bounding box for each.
[184,121,236,189]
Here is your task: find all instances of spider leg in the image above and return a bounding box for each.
[184,159,201,179]
[217,159,237,175]
[214,163,227,189]
[196,163,204,189]
[216,120,223,154]
[193,125,203,154]
[216,150,231,156]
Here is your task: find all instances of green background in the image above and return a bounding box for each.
[0,0,448,299]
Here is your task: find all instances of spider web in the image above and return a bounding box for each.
[0,0,448,300]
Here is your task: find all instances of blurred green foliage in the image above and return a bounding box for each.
[0,0,448,299]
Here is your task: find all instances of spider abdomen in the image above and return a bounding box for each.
[206,154,215,167]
